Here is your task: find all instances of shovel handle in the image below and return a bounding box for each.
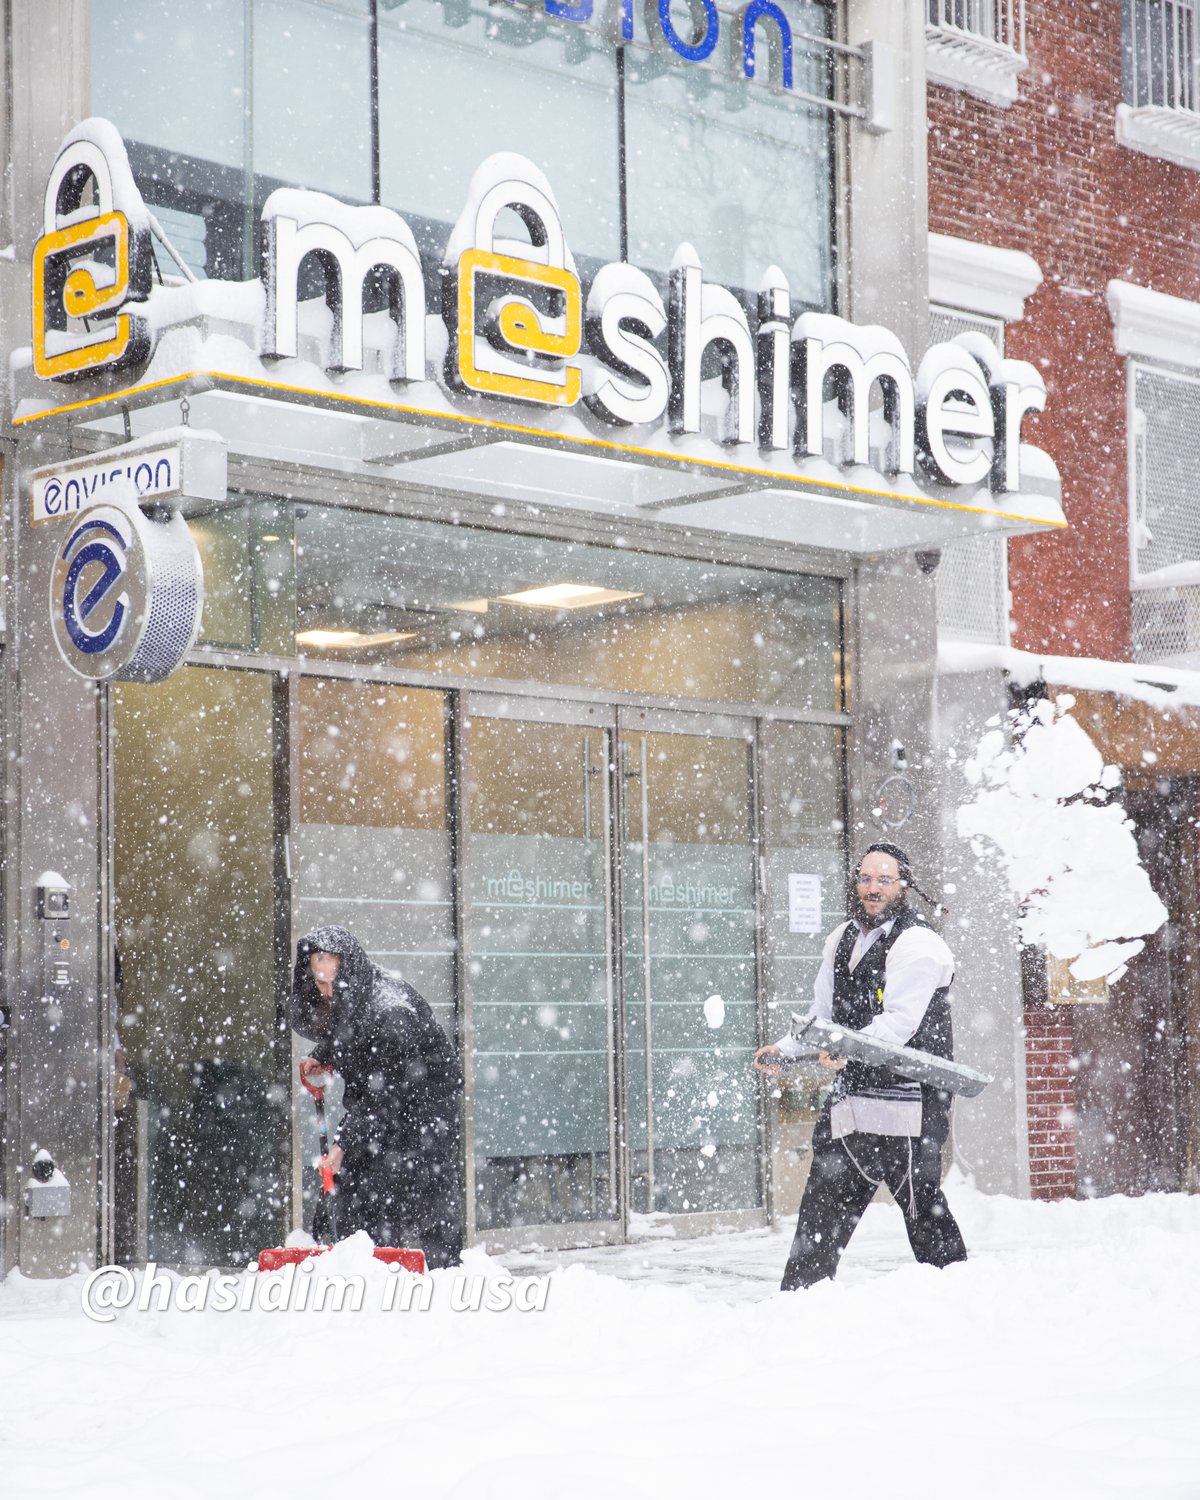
[314,1097,336,1195]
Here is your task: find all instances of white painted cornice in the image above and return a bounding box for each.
[928,232,1043,322]
[925,23,1028,108]
[1107,279,1200,367]
[1117,104,1200,174]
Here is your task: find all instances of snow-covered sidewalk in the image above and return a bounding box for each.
[3,1184,1199,1500]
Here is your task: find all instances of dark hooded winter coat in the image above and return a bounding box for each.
[290,926,464,1267]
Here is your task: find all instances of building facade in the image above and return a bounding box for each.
[0,1,1065,1276]
[927,0,1200,1199]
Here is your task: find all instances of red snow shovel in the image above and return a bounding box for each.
[257,1069,427,1275]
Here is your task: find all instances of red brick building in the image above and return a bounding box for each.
[925,0,1200,1199]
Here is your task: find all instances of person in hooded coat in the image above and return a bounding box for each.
[290,925,464,1268]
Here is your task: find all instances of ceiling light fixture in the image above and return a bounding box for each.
[497,583,642,610]
[295,629,417,650]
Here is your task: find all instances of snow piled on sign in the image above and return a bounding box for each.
[957,695,1166,983]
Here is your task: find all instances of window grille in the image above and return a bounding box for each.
[928,0,1026,53]
[1130,363,1200,664]
[1131,364,1200,579]
[930,305,1005,348]
[1124,0,1199,113]
[1131,588,1200,663]
[1119,0,1200,167]
[929,306,1010,645]
[926,0,1028,106]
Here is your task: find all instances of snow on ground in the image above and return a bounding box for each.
[3,1183,1199,1500]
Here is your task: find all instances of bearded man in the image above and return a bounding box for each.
[754,842,967,1289]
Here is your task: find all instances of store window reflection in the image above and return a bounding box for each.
[91,0,835,305]
[467,717,615,1229]
[294,508,844,713]
[112,667,283,1267]
[294,678,456,1230]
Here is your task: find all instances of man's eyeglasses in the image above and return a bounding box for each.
[856,875,901,889]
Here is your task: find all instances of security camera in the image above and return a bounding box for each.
[25,1148,71,1218]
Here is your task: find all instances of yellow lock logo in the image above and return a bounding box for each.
[448,172,581,407]
[33,127,153,383]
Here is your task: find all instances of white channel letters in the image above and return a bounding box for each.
[33,128,1053,510]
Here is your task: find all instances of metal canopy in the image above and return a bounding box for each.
[20,374,1061,556]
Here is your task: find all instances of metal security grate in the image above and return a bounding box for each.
[1131,363,1200,580]
[1132,585,1200,664]
[929,306,1005,347]
[934,533,1010,643]
[929,306,1010,644]
[1125,0,1200,113]
[927,0,1026,54]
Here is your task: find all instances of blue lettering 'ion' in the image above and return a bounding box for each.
[742,0,793,89]
[658,0,719,62]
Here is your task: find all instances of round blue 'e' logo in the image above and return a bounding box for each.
[49,498,204,683]
[60,513,131,656]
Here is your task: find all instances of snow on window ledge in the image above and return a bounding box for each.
[929,232,1042,322]
[937,639,1200,713]
[1107,279,1200,368]
[925,23,1028,108]
[1116,102,1200,173]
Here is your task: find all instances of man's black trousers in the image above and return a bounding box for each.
[780,1106,967,1290]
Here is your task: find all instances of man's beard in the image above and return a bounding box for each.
[851,889,907,929]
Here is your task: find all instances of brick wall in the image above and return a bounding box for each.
[1023,1005,1077,1199]
[927,0,1200,661]
[927,3,1200,1199]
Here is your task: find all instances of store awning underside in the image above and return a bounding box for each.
[15,375,1063,558]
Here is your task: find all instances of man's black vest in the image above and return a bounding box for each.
[832,904,954,1105]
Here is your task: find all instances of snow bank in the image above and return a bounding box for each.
[957,697,1167,982]
[2,1188,1199,1499]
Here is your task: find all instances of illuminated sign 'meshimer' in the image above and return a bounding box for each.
[31,121,1053,508]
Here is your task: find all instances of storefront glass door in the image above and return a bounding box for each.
[465,697,763,1241]
[619,711,761,1219]
[465,699,619,1237]
[111,666,283,1266]
[293,678,456,1231]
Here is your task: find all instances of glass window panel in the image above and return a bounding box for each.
[622,730,761,1215]
[378,1,620,265]
[761,720,846,1114]
[624,1,834,306]
[468,718,614,1228]
[92,0,249,170]
[151,205,210,281]
[112,667,281,1267]
[191,504,255,650]
[296,678,455,1230]
[297,678,453,1008]
[293,507,843,712]
[252,0,372,198]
